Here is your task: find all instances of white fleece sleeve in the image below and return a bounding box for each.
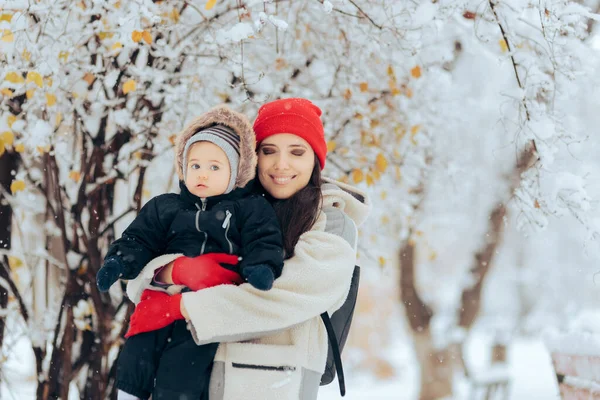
[182,213,357,345]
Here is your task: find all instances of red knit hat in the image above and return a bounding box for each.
[253,98,327,169]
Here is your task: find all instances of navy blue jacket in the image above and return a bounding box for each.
[105,181,284,280]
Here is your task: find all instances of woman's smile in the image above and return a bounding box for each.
[270,175,296,185]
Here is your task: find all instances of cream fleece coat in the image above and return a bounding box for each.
[126,178,370,399]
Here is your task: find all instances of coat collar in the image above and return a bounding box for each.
[178,181,248,209]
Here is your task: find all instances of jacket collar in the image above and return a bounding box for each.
[179,181,248,209]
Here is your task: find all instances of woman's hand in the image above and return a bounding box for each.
[125,290,184,337]
[171,253,243,291]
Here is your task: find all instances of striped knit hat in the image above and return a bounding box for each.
[182,124,241,194]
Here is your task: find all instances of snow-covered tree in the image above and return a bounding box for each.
[0,1,598,399]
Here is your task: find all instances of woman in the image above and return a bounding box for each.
[123,98,370,400]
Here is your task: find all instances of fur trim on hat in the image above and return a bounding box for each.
[175,105,257,189]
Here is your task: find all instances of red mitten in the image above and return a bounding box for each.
[171,253,243,291]
[125,290,183,337]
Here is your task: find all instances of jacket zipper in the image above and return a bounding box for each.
[222,210,233,254]
[231,362,296,372]
[195,199,208,254]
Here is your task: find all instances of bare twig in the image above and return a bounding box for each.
[348,0,383,29]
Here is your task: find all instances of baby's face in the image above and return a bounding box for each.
[185,141,231,198]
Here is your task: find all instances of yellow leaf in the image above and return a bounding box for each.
[387,64,395,77]
[391,87,401,96]
[375,153,388,173]
[359,82,369,92]
[0,140,4,157]
[37,145,50,154]
[26,71,43,87]
[26,89,35,99]
[142,30,152,45]
[327,140,337,152]
[22,50,31,61]
[44,77,53,87]
[168,134,177,146]
[366,173,374,187]
[55,112,63,127]
[83,72,95,85]
[343,88,352,100]
[1,131,14,146]
[58,51,69,63]
[499,39,508,53]
[1,88,14,97]
[77,265,87,276]
[410,65,422,79]
[274,58,287,71]
[7,115,16,128]
[131,30,143,43]
[378,256,386,267]
[0,14,13,23]
[171,8,180,23]
[5,72,24,84]
[410,125,421,135]
[1,29,14,43]
[351,169,364,184]
[14,143,24,152]
[46,93,57,106]
[338,175,349,184]
[8,256,23,269]
[69,171,81,181]
[372,168,381,180]
[10,180,25,194]
[429,251,438,261]
[405,88,413,98]
[98,31,114,40]
[205,0,217,10]
[114,1,121,9]
[123,79,136,94]
[111,42,123,51]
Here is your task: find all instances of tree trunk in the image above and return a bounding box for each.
[400,239,453,399]
[413,329,457,400]
[0,151,18,388]
[400,142,538,399]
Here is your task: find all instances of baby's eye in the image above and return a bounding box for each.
[210,165,220,171]
[191,164,200,170]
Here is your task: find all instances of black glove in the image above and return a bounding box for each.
[242,264,275,291]
[96,256,124,292]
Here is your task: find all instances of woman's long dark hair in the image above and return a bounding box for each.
[256,158,323,258]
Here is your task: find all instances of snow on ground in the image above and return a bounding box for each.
[0,323,563,400]
[319,337,561,400]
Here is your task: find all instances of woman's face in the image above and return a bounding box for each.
[257,133,315,199]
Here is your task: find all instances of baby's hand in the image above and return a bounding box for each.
[242,264,275,291]
[96,256,124,292]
